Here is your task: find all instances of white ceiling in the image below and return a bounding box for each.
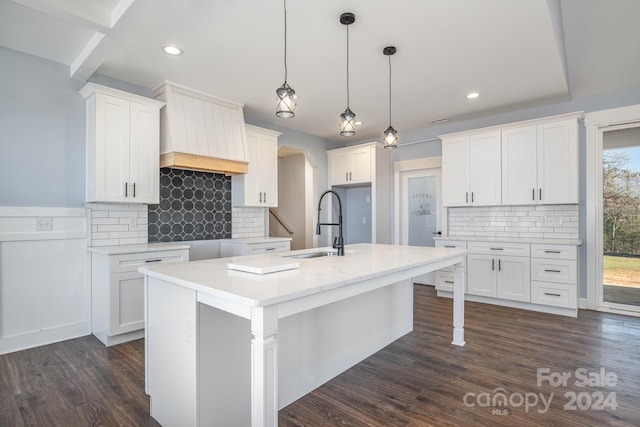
[1,0,640,143]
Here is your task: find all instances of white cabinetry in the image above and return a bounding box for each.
[232,125,280,207]
[466,242,531,302]
[435,239,467,293]
[530,244,578,308]
[441,131,501,206]
[326,143,392,244]
[502,119,578,205]
[328,145,372,186]
[81,83,164,204]
[220,237,291,257]
[90,246,189,346]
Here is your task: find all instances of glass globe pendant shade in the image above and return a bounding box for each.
[275,82,296,118]
[340,107,357,136]
[383,125,398,149]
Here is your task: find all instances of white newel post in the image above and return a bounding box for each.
[452,261,466,346]
[251,305,279,427]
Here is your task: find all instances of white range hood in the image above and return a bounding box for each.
[152,82,249,175]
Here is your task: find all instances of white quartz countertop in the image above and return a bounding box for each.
[220,237,292,244]
[435,236,582,245]
[140,243,466,307]
[88,242,191,255]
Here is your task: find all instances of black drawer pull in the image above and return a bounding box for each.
[444,245,456,248]
[544,250,561,254]
[544,292,561,297]
[544,269,562,273]
[444,280,454,284]
[145,259,162,263]
[265,248,277,251]
[490,247,504,251]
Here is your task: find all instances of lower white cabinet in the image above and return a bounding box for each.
[467,254,530,302]
[220,237,291,257]
[435,239,467,293]
[90,246,189,346]
[436,238,579,315]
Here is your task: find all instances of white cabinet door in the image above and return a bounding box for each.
[538,119,578,204]
[95,93,131,203]
[502,125,538,205]
[129,101,160,203]
[110,271,145,335]
[328,147,372,185]
[442,136,470,206]
[467,254,496,297]
[469,131,502,206]
[496,256,531,302]
[349,146,372,183]
[260,132,278,206]
[232,125,279,207]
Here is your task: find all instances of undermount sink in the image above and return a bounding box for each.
[283,251,339,259]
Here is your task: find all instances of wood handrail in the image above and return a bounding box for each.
[269,208,294,234]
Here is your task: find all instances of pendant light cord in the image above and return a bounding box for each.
[388,54,392,126]
[346,24,350,108]
[283,0,288,83]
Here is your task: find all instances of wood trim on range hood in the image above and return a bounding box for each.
[153,82,249,175]
[160,152,248,175]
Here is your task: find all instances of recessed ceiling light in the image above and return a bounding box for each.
[355,121,363,126]
[466,92,479,99]
[163,46,183,56]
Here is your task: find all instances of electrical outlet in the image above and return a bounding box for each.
[36,217,52,231]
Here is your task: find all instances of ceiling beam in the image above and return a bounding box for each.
[9,0,114,33]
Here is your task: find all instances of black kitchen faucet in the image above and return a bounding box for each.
[316,190,344,256]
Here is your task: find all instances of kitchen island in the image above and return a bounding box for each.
[140,243,466,427]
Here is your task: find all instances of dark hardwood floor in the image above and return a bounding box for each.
[2,285,639,426]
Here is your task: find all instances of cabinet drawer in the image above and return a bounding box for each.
[435,271,454,292]
[531,244,577,260]
[247,242,291,254]
[435,240,467,249]
[531,258,576,284]
[110,249,189,273]
[467,241,530,257]
[531,281,577,309]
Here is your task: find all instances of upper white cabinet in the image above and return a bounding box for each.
[442,131,501,207]
[502,119,578,205]
[81,83,164,204]
[232,125,280,207]
[328,145,372,186]
[441,113,581,207]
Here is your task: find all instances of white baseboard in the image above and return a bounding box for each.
[0,322,90,355]
[579,297,588,309]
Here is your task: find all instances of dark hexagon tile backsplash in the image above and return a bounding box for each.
[148,168,232,242]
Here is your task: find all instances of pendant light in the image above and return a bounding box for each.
[275,0,295,118]
[383,46,398,149]
[339,12,356,136]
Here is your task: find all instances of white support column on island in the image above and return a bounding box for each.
[452,261,466,346]
[251,305,279,427]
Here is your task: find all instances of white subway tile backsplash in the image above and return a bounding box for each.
[448,205,579,240]
[87,203,149,247]
[232,207,266,238]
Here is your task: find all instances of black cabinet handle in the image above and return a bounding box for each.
[349,172,352,181]
[471,192,474,203]
[498,259,501,271]
[545,269,562,273]
[490,247,504,251]
[492,259,495,271]
[539,188,542,200]
[544,292,561,297]
[444,280,454,284]
[145,259,162,263]
[444,245,456,248]
[125,182,128,197]
[532,188,535,200]
[466,192,468,203]
[133,182,136,198]
[432,231,442,236]
[544,250,561,254]
[265,248,276,251]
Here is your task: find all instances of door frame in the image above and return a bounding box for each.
[585,105,640,315]
[393,157,443,245]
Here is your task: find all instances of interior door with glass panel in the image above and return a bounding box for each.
[400,168,441,285]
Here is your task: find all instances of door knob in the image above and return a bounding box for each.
[432,231,442,236]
